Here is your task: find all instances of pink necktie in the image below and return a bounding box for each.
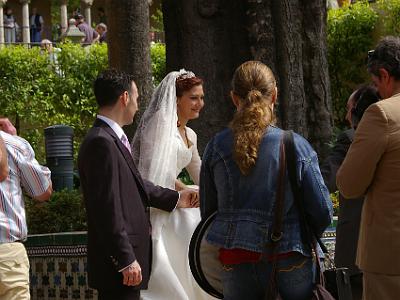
[121,134,131,154]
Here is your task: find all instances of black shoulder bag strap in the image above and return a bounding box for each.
[265,131,287,300]
[284,130,328,254]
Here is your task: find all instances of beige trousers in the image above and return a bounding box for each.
[0,242,30,300]
[363,271,400,300]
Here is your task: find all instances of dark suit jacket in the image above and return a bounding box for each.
[321,129,364,275]
[78,118,179,291]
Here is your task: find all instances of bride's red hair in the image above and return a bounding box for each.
[176,75,203,97]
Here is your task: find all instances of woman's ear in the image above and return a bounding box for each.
[271,86,278,104]
[231,91,241,109]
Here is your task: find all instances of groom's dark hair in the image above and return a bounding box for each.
[94,69,135,107]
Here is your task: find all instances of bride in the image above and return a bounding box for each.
[131,69,214,300]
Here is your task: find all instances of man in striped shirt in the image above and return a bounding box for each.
[0,118,52,299]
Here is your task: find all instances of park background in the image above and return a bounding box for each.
[0,0,398,299]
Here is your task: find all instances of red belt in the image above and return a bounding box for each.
[219,248,295,265]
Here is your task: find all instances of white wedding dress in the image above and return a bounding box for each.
[140,127,213,300]
[131,70,216,300]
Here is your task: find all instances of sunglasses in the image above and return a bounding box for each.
[368,50,375,60]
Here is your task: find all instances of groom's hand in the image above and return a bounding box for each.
[122,260,142,286]
[177,189,200,208]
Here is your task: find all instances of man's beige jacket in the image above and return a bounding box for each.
[337,93,400,275]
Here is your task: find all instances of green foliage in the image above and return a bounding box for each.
[178,169,195,186]
[151,9,164,33]
[25,189,87,234]
[0,42,166,163]
[0,43,108,163]
[327,2,379,128]
[151,43,166,86]
[377,0,400,35]
[55,43,108,158]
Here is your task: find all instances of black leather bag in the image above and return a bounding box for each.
[324,267,353,300]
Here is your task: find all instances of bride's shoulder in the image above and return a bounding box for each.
[185,126,197,141]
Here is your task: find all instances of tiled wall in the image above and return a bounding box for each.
[29,256,97,300]
[26,232,97,300]
[26,225,337,300]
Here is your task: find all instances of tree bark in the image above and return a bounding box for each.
[163,0,252,153]
[106,0,153,139]
[163,0,332,158]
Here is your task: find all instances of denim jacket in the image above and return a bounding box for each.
[200,126,333,256]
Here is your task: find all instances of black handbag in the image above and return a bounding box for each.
[324,267,353,300]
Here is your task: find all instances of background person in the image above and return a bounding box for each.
[29,7,44,44]
[74,13,99,45]
[321,84,379,300]
[4,7,17,44]
[0,118,52,299]
[337,36,400,300]
[95,23,107,43]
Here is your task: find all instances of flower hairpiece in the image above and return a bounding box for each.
[176,69,196,81]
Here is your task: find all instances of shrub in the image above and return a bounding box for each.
[0,43,108,163]
[151,43,166,85]
[0,42,166,163]
[330,191,340,216]
[377,0,400,36]
[327,2,379,128]
[25,189,87,234]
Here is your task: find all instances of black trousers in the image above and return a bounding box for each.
[98,288,140,300]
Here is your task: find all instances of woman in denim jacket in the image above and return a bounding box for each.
[200,61,333,300]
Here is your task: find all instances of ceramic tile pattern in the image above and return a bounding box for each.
[28,251,97,300]
[26,227,336,300]
[26,232,97,300]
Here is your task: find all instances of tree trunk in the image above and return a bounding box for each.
[106,0,153,139]
[162,0,252,153]
[163,0,332,158]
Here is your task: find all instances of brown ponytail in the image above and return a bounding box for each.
[230,61,276,175]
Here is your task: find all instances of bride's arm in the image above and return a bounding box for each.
[185,128,201,185]
[175,179,187,191]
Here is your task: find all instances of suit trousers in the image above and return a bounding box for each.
[363,271,400,300]
[98,287,140,300]
[0,242,30,300]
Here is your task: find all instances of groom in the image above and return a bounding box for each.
[78,69,196,300]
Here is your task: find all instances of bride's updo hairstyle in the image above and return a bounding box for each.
[231,61,276,175]
[176,73,203,97]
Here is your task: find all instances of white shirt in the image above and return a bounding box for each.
[97,115,126,141]
[0,131,51,243]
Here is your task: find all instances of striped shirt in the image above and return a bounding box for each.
[0,131,51,243]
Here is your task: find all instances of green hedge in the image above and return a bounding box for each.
[151,42,166,85]
[327,2,379,128]
[0,42,166,163]
[377,0,400,36]
[327,0,400,128]
[0,43,107,163]
[25,189,86,234]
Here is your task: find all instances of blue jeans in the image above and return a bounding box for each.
[30,29,41,43]
[221,252,314,300]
